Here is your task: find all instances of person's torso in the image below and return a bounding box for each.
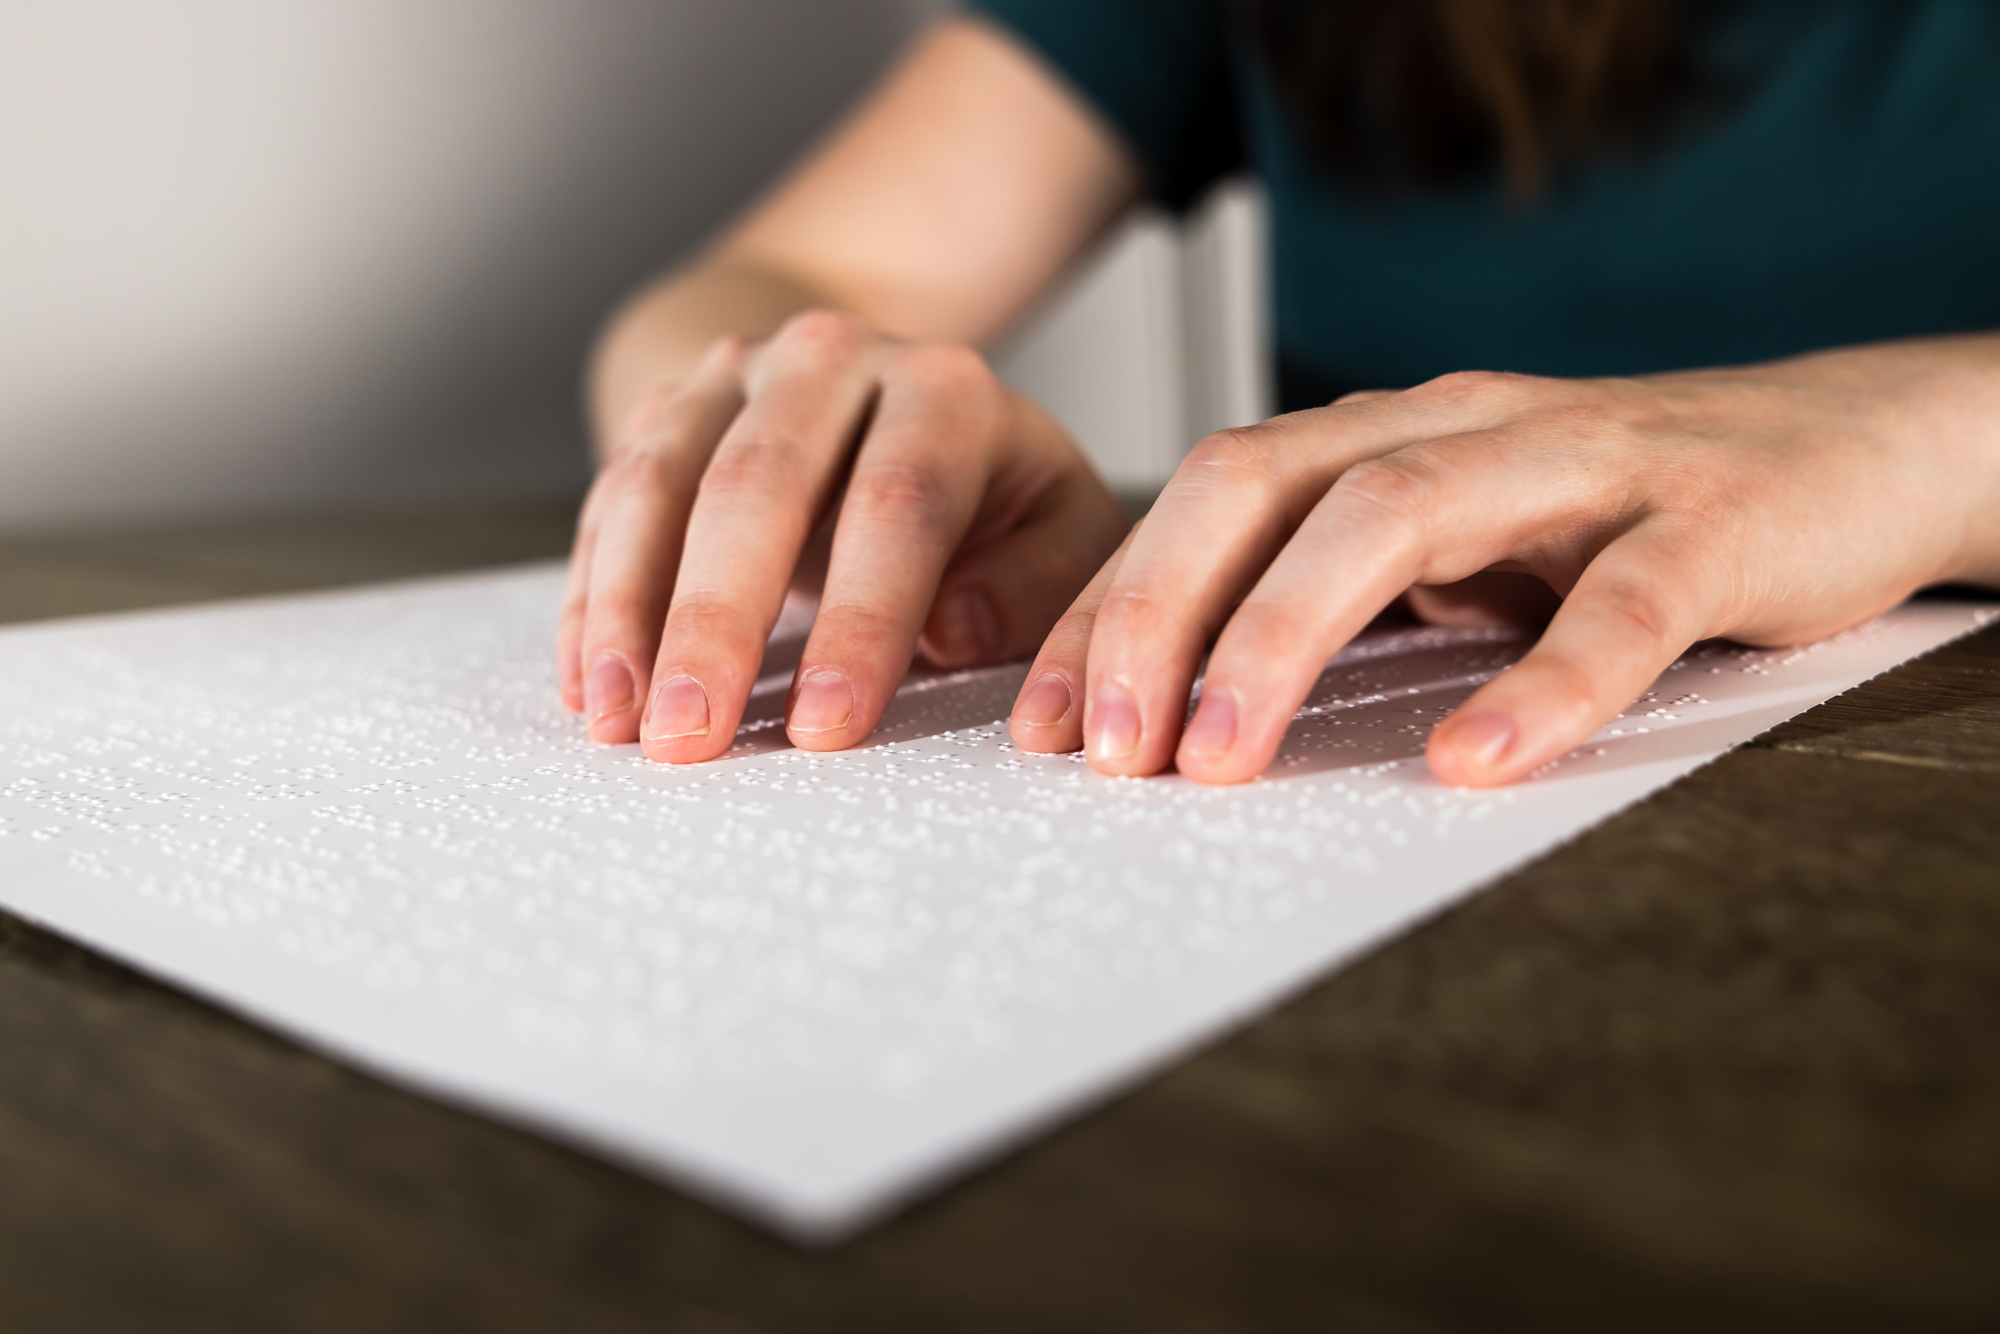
[1247,0,2000,408]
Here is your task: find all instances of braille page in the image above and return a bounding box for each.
[0,565,1988,1239]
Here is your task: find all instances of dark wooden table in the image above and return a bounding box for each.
[2,496,1996,1334]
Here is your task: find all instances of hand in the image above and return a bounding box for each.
[1007,337,2000,787]
[560,309,1129,760]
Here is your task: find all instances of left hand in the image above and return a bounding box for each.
[1006,336,2000,786]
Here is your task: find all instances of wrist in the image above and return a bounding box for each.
[1913,337,2000,587]
[1777,334,2000,590]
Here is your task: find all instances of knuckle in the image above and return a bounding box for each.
[1091,586,1158,638]
[611,385,731,469]
[1331,454,1439,526]
[698,437,801,501]
[608,388,679,457]
[707,332,756,366]
[1420,368,1529,401]
[845,459,953,528]
[1061,596,1109,640]
[813,598,901,642]
[602,444,679,491]
[661,593,755,651]
[1184,425,1282,480]
[584,584,655,631]
[1330,387,1395,406]
[774,307,869,361]
[1224,597,1309,659]
[1036,611,1091,661]
[890,342,993,398]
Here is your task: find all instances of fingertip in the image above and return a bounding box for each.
[1008,671,1078,752]
[1083,682,1155,776]
[1172,754,1259,785]
[588,713,639,745]
[787,668,865,752]
[641,708,732,765]
[643,735,728,765]
[638,672,734,764]
[583,652,641,743]
[1179,685,1236,756]
[1172,686,1262,785]
[1425,708,1518,787]
[556,623,585,713]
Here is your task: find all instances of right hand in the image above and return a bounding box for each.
[558,308,1130,762]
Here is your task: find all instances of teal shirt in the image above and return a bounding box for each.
[968,0,2000,411]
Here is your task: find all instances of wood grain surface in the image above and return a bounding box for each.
[1,497,1995,1334]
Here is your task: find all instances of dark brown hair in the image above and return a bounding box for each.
[1247,0,1691,197]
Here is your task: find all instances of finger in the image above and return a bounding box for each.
[1079,393,1484,778]
[557,478,608,714]
[641,310,880,762]
[563,379,685,710]
[574,339,748,743]
[783,345,1004,750]
[918,463,1130,669]
[1008,527,1136,753]
[1426,524,1714,786]
[564,373,726,711]
[1174,434,1616,784]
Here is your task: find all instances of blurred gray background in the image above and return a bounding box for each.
[0,0,1267,535]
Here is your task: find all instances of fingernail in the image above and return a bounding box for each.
[1447,709,1514,770]
[1015,673,1073,727]
[928,587,1000,663]
[790,669,854,734]
[586,652,636,723]
[1181,686,1237,757]
[1086,683,1142,761]
[643,674,710,741]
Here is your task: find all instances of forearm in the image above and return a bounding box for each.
[584,18,1140,465]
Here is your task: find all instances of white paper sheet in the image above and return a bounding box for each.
[0,564,1987,1238]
